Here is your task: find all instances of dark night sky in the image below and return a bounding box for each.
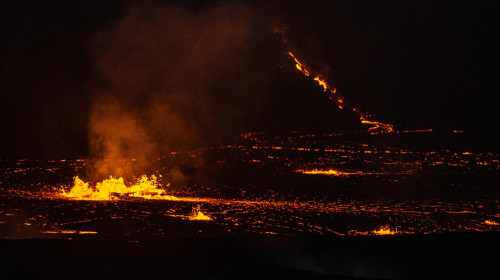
[0,0,498,158]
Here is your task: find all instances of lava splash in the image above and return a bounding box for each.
[61,175,179,201]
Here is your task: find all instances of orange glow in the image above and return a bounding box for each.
[288,52,310,76]
[188,207,212,221]
[287,51,394,134]
[348,226,402,236]
[313,77,328,91]
[484,220,499,226]
[373,226,397,235]
[295,64,310,76]
[296,169,352,176]
[355,109,394,133]
[62,175,179,201]
[296,169,414,176]
[42,230,98,235]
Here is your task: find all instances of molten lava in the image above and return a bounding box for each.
[62,175,179,201]
[296,169,352,176]
[188,207,212,221]
[287,51,393,133]
[288,51,311,76]
[484,220,500,226]
[373,226,397,235]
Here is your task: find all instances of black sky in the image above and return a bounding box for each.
[0,0,498,158]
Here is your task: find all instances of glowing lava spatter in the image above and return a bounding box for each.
[373,226,397,235]
[188,206,212,221]
[62,175,179,201]
[287,51,394,133]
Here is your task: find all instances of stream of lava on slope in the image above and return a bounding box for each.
[287,51,394,134]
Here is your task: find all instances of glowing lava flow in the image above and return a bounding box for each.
[296,169,354,176]
[288,52,344,110]
[188,206,212,221]
[349,226,399,236]
[62,175,179,201]
[373,226,397,235]
[295,168,414,176]
[287,51,394,133]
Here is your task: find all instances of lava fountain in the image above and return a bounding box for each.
[61,175,179,201]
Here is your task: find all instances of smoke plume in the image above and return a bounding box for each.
[86,1,278,179]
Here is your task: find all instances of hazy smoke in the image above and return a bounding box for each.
[86,1,279,179]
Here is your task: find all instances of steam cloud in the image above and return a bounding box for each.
[86,2,279,179]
